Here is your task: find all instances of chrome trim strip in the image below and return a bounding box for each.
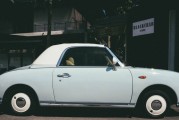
[56,66,115,68]
[56,47,69,67]
[40,101,135,108]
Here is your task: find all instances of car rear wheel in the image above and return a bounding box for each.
[11,93,31,114]
[142,90,170,118]
[5,90,35,115]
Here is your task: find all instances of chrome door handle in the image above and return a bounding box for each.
[57,73,71,78]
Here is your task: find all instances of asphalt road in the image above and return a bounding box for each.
[1,105,179,120]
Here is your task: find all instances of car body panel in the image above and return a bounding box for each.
[0,43,179,110]
[128,67,179,104]
[0,68,55,103]
[53,66,133,104]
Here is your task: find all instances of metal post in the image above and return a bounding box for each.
[7,50,10,71]
[84,18,88,43]
[20,49,23,67]
[168,10,176,71]
[84,32,88,43]
[108,35,111,48]
[46,0,53,48]
[124,25,127,63]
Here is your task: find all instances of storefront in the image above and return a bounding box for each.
[127,0,179,71]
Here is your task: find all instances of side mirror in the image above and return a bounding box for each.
[105,56,117,71]
[112,57,118,65]
[111,57,118,71]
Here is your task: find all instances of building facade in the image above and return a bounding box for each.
[127,0,179,71]
[0,0,89,74]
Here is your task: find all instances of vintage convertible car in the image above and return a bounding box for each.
[0,43,179,118]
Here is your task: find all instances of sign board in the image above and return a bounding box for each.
[133,18,154,37]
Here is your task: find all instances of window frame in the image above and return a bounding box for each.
[56,46,124,67]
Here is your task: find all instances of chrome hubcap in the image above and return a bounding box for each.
[16,97,26,108]
[151,100,162,110]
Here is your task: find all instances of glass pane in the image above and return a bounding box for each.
[60,47,85,66]
[60,47,113,66]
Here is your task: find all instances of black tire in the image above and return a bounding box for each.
[141,90,171,118]
[4,89,36,116]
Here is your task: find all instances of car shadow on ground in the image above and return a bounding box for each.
[35,107,134,118]
[33,106,179,118]
[1,106,179,118]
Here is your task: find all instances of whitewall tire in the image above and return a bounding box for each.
[11,93,31,113]
[5,89,36,115]
[146,95,167,116]
[143,91,170,118]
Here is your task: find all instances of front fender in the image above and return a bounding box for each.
[128,68,179,105]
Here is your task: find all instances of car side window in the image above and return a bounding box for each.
[60,47,85,66]
[60,47,116,66]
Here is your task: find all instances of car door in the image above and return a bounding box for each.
[53,47,133,104]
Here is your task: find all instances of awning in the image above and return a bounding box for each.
[11,30,64,37]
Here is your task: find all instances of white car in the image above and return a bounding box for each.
[0,43,179,118]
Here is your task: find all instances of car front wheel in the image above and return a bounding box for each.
[142,91,170,118]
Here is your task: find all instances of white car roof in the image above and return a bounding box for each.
[32,43,105,67]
